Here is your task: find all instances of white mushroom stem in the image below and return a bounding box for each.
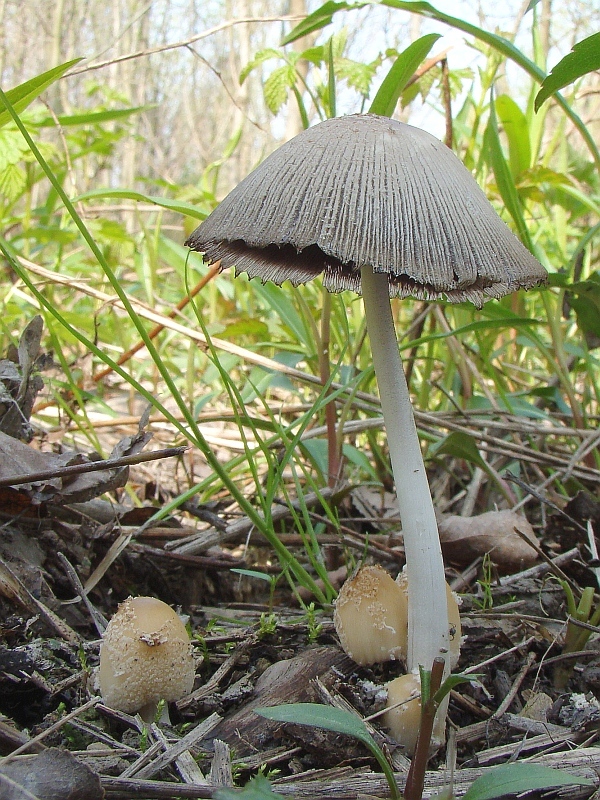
[361,265,448,674]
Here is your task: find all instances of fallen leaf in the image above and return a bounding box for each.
[438,509,539,573]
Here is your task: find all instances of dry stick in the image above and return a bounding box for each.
[505,473,588,533]
[0,697,100,763]
[0,446,187,488]
[93,262,222,382]
[463,635,538,675]
[493,651,536,718]
[512,526,581,596]
[70,15,304,75]
[499,547,580,587]
[56,552,109,636]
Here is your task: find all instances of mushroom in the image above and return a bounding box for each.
[185,114,546,677]
[333,564,461,669]
[99,596,195,722]
[334,564,408,665]
[384,672,422,755]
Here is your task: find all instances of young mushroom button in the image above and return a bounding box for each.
[185,114,547,678]
[99,596,195,723]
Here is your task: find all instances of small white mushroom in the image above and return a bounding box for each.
[99,596,195,722]
[333,565,408,666]
[383,672,422,755]
[334,565,461,669]
[384,671,447,756]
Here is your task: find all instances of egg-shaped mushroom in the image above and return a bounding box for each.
[99,596,195,722]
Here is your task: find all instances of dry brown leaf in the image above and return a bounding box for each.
[0,316,51,442]
[0,414,152,506]
[438,509,539,573]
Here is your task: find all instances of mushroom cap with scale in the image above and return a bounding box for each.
[186,113,546,307]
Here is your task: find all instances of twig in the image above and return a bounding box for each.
[56,552,109,635]
[0,697,100,763]
[0,446,187,488]
[493,652,536,718]
[69,16,304,75]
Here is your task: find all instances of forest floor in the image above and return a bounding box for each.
[1,324,600,800]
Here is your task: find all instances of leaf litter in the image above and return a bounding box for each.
[0,320,599,799]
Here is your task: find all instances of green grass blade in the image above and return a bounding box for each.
[0,59,81,129]
[369,33,440,117]
[484,93,534,252]
[76,188,210,220]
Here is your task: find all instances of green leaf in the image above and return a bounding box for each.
[75,188,210,220]
[462,763,593,800]
[263,64,297,115]
[281,2,356,45]
[336,58,377,96]
[239,48,282,84]
[432,673,481,705]
[495,95,530,178]
[0,163,26,201]
[484,94,533,252]
[369,34,440,117]
[257,703,376,746]
[432,431,488,472]
[230,569,273,583]
[535,33,600,111]
[257,703,400,799]
[215,774,286,800]
[0,58,81,129]
[37,106,148,127]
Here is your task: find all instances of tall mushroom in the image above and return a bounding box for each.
[185,114,546,676]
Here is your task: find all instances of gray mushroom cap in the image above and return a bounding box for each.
[186,114,546,307]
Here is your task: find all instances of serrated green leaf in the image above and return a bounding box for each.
[496,95,530,178]
[299,45,325,65]
[462,763,593,800]
[535,32,600,111]
[0,129,29,170]
[239,48,283,84]
[0,162,26,201]
[0,58,81,129]
[263,64,296,115]
[215,774,286,800]
[75,188,209,220]
[281,2,358,45]
[336,57,376,96]
[369,33,441,117]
